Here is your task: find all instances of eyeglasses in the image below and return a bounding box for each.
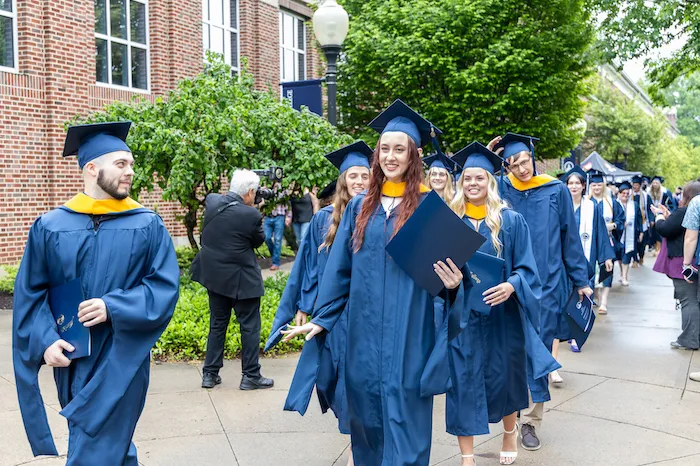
[508,157,532,173]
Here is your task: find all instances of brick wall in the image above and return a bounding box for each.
[0,0,324,264]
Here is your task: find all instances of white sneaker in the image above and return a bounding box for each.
[621,279,629,286]
[690,372,700,382]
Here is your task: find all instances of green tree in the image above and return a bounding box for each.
[658,73,700,147]
[591,0,697,94]
[72,54,352,249]
[582,78,699,188]
[337,0,596,158]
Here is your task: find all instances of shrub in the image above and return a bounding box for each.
[0,264,18,295]
[153,272,302,360]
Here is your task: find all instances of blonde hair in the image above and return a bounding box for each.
[320,171,353,252]
[425,167,456,203]
[649,183,663,203]
[450,170,507,257]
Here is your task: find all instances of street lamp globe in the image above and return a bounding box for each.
[312,0,349,47]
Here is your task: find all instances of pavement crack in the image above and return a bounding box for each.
[558,370,685,391]
[547,378,609,410]
[638,452,700,465]
[682,350,695,400]
[552,407,700,445]
[200,365,241,466]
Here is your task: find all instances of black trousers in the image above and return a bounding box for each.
[203,291,262,378]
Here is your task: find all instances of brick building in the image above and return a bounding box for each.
[0,0,323,264]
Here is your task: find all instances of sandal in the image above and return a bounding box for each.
[500,425,519,465]
[461,453,475,465]
[550,370,563,384]
[598,306,607,315]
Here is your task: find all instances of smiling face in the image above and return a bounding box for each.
[461,167,489,204]
[379,131,413,183]
[429,167,449,191]
[507,151,534,182]
[619,188,630,203]
[87,150,135,200]
[344,166,370,197]
[567,175,584,199]
[590,182,604,197]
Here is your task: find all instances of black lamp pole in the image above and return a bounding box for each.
[322,45,341,127]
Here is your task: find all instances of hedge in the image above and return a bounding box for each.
[175,245,294,271]
[152,272,301,360]
[0,264,18,294]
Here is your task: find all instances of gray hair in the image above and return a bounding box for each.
[229,169,260,197]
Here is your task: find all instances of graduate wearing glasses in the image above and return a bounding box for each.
[265,141,372,466]
[281,100,470,466]
[490,133,591,452]
[446,142,558,465]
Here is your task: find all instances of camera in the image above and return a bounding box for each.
[253,166,284,182]
[254,187,274,205]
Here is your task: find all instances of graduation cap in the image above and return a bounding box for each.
[63,121,132,169]
[318,179,337,199]
[618,181,633,191]
[587,169,605,184]
[368,99,442,148]
[452,142,504,175]
[422,152,458,175]
[562,166,587,183]
[652,175,665,184]
[642,176,651,185]
[494,133,539,172]
[631,175,643,185]
[325,141,373,173]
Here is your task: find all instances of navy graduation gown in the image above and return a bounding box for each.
[446,209,559,436]
[12,201,179,464]
[309,192,471,466]
[591,196,625,266]
[501,177,589,403]
[265,206,351,434]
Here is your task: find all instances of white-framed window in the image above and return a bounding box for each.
[94,0,150,91]
[202,0,239,71]
[279,10,306,82]
[0,0,18,72]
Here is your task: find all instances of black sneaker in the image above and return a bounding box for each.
[201,372,221,389]
[520,423,541,451]
[240,374,274,390]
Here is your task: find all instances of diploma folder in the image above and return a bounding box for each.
[467,251,506,314]
[563,290,596,348]
[386,191,486,296]
[48,278,91,360]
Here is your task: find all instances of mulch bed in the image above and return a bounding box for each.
[0,292,12,310]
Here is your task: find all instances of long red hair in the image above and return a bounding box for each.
[352,136,424,252]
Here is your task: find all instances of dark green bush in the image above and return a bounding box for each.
[153,272,302,360]
[175,245,294,272]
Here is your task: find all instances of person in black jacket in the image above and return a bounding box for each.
[654,180,700,350]
[191,169,274,390]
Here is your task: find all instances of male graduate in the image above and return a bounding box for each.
[631,175,654,265]
[12,122,180,465]
[492,133,592,452]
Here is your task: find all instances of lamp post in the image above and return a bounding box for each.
[312,0,349,126]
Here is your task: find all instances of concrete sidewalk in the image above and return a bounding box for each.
[1,259,699,465]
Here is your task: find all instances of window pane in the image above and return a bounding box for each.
[210,0,223,26]
[95,38,108,82]
[131,46,147,89]
[230,0,238,28]
[298,53,305,80]
[0,16,13,68]
[111,42,128,86]
[202,24,209,55]
[202,0,208,21]
[130,0,146,44]
[283,14,293,48]
[210,26,224,54]
[94,0,107,34]
[110,0,127,39]
[230,31,238,68]
[0,0,11,12]
[297,18,304,50]
[284,49,294,81]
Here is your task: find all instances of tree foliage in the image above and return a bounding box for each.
[71,54,353,248]
[337,0,596,158]
[582,78,700,189]
[658,73,700,148]
[591,0,699,95]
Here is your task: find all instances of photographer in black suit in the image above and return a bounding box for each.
[191,169,274,390]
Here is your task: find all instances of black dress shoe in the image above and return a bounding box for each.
[520,423,541,451]
[202,372,221,389]
[240,374,274,390]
